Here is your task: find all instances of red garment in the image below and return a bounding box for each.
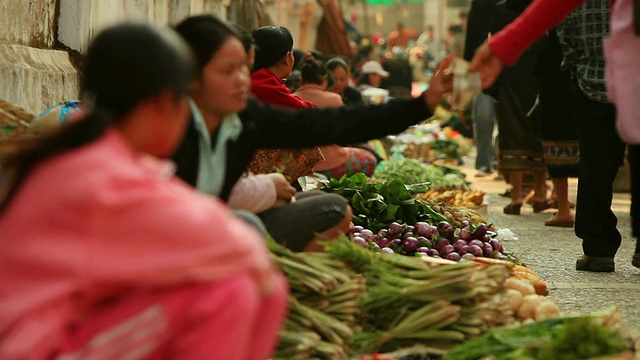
[250,68,317,109]
[56,274,288,360]
[488,0,588,65]
[0,130,281,359]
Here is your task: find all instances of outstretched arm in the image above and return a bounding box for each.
[249,56,454,149]
[469,0,586,88]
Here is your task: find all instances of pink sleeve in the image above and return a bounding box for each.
[85,177,273,286]
[228,174,278,213]
[488,0,586,65]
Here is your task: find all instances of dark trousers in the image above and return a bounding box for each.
[573,86,627,257]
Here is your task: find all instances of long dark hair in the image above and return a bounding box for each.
[0,23,194,214]
[174,15,241,76]
[299,59,327,85]
[251,26,294,73]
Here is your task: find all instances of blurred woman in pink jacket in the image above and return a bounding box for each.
[0,23,287,360]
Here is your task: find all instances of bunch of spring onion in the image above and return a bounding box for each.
[268,240,366,359]
[326,239,512,354]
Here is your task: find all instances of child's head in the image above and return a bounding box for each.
[82,23,195,156]
[0,22,196,213]
[252,26,295,78]
[326,57,350,94]
[82,23,192,118]
[360,60,388,87]
[175,15,250,119]
[299,59,328,87]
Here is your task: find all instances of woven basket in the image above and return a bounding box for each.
[0,98,35,139]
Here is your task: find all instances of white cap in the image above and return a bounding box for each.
[361,60,389,77]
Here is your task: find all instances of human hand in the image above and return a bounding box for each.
[424,55,455,111]
[468,41,504,89]
[267,173,296,202]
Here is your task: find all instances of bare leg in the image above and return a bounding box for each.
[531,170,548,202]
[552,178,572,219]
[509,170,524,205]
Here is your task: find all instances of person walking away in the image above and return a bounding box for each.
[469,0,637,271]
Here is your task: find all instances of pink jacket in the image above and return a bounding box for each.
[0,130,274,359]
[293,84,349,171]
[604,0,640,144]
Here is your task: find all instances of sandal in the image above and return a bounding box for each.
[544,215,574,228]
[503,203,522,215]
[576,255,615,272]
[531,201,552,213]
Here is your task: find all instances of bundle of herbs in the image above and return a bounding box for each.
[320,173,447,232]
[445,308,634,360]
[269,240,366,359]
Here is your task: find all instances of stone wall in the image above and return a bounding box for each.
[58,0,228,54]
[0,0,58,48]
[0,44,78,116]
[0,0,226,115]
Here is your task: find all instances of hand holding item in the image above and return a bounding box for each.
[267,173,296,202]
[424,54,455,111]
[469,41,504,89]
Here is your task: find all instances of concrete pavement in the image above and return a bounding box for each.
[463,162,639,352]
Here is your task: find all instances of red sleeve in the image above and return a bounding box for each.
[250,69,318,109]
[488,0,586,65]
[252,84,317,109]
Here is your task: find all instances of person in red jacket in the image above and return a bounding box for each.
[250,26,316,109]
[249,25,353,252]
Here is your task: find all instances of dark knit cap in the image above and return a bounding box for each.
[252,26,294,72]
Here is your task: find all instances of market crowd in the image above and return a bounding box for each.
[0,13,453,360]
[0,0,638,357]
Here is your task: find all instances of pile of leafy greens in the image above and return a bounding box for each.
[320,173,447,232]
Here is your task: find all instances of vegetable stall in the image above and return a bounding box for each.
[268,172,636,359]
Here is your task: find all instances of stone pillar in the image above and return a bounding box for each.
[0,0,227,114]
[58,0,227,53]
[261,0,322,52]
[0,0,58,48]
[0,45,79,114]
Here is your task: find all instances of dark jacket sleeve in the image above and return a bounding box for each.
[464,0,494,62]
[241,95,432,149]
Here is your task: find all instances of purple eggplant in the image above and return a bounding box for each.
[435,238,450,251]
[472,224,487,240]
[489,239,504,253]
[446,252,461,261]
[459,229,473,241]
[403,237,419,252]
[414,222,432,237]
[438,221,454,239]
[469,244,483,257]
[440,244,455,257]
[483,243,494,258]
[389,222,404,235]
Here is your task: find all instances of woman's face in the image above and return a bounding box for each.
[142,93,191,157]
[193,37,250,118]
[329,66,348,94]
[282,50,295,79]
[369,73,382,87]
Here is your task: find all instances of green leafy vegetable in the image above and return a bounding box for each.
[373,158,467,188]
[445,308,631,360]
[320,174,447,231]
